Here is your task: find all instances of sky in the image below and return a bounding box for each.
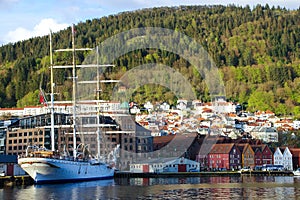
[0,0,299,46]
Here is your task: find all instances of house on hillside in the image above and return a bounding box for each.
[160,102,170,111]
[251,127,278,143]
[176,99,188,110]
[208,143,241,170]
[144,101,154,112]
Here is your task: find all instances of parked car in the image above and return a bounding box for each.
[238,167,251,173]
[262,164,284,171]
[0,171,5,176]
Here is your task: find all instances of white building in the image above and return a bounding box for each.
[273,147,283,166]
[176,99,188,110]
[293,120,300,130]
[212,98,236,114]
[160,102,170,111]
[282,147,293,171]
[130,157,200,173]
[251,127,278,143]
[144,101,154,112]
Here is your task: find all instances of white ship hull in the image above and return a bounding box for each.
[18,157,114,184]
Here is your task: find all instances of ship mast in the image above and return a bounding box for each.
[71,24,77,159]
[96,46,101,161]
[52,24,117,160]
[49,31,55,152]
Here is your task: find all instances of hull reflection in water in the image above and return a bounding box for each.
[2,176,300,200]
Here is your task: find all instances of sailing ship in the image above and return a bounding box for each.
[18,25,116,184]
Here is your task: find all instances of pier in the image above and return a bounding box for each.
[0,171,294,187]
[0,175,34,187]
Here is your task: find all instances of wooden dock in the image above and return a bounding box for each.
[0,175,34,187]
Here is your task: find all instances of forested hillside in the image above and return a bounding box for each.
[0,5,299,117]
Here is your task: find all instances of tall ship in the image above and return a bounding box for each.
[18,25,116,184]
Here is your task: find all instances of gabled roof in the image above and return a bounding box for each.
[209,143,235,154]
[274,147,283,156]
[236,143,253,154]
[290,148,300,156]
[251,144,265,153]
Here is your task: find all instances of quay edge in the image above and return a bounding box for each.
[114,171,294,178]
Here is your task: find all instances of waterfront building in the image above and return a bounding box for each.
[4,113,122,160]
[5,113,73,155]
[282,147,293,170]
[208,143,241,170]
[0,119,18,154]
[0,154,26,176]
[130,157,200,173]
[273,147,284,166]
[251,145,273,166]
[113,114,153,170]
[290,148,300,170]
[237,143,255,168]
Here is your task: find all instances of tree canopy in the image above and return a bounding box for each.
[0,5,299,117]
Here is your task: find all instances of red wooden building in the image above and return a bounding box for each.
[208,143,241,170]
[251,144,273,166]
[290,148,300,169]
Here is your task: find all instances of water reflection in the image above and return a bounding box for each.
[1,176,300,199]
[1,179,115,200]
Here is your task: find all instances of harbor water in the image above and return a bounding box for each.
[1,176,300,199]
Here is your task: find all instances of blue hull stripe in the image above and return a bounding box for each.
[35,176,114,184]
